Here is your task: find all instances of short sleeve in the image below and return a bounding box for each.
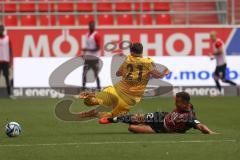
[215,40,222,49]
[94,33,101,46]
[186,118,201,129]
[147,58,154,71]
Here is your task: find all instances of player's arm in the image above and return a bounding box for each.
[116,61,125,77]
[188,118,217,134]
[149,63,170,79]
[9,40,13,67]
[116,67,123,77]
[195,123,217,134]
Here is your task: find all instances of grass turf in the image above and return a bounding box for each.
[0,97,240,160]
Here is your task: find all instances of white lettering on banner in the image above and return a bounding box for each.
[14,57,240,88]
[167,33,191,56]
[195,33,210,56]
[23,88,64,98]
[173,87,224,96]
[22,35,50,57]
[140,34,163,56]
[19,31,217,57]
[53,30,79,57]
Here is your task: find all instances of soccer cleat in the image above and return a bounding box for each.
[99,117,118,124]
[99,117,111,124]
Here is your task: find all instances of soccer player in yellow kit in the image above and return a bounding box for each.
[76,42,169,118]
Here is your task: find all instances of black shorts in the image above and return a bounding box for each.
[0,62,9,76]
[83,59,99,72]
[144,112,168,133]
[214,63,226,79]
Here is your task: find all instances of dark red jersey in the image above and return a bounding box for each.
[163,104,200,133]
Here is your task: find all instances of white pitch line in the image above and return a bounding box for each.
[0,139,236,148]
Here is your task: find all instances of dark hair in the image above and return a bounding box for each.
[130,42,143,55]
[176,92,190,103]
[88,21,95,25]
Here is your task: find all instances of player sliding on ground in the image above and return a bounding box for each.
[75,42,169,118]
[99,92,217,134]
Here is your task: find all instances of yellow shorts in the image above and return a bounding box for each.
[96,86,136,117]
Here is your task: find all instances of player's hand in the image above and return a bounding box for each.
[210,55,214,60]
[209,131,219,135]
[159,69,170,78]
[163,69,170,76]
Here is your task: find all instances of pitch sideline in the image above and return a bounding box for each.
[0,139,236,148]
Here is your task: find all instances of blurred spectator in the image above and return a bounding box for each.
[0,25,12,96]
[82,21,101,90]
[210,31,237,92]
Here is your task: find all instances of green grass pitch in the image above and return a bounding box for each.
[0,97,240,160]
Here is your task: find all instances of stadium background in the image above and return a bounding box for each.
[0,1,240,160]
[1,0,240,98]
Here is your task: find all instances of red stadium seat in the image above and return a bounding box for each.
[96,2,112,12]
[4,15,18,26]
[21,15,37,26]
[3,0,17,12]
[98,14,114,25]
[38,0,55,12]
[76,2,93,12]
[115,2,132,11]
[134,2,151,11]
[117,14,133,25]
[59,15,75,26]
[153,2,170,11]
[39,15,56,26]
[136,14,153,25]
[19,0,36,12]
[156,14,171,24]
[78,15,94,25]
[57,0,74,12]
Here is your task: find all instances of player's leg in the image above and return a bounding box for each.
[99,113,157,133]
[110,104,130,117]
[2,62,10,96]
[128,124,156,134]
[220,65,237,86]
[78,87,119,118]
[0,63,2,79]
[79,108,98,118]
[214,68,221,91]
[84,97,102,106]
[78,86,136,118]
[99,114,145,124]
[92,60,101,90]
[82,61,89,90]
[74,90,103,106]
[223,79,237,86]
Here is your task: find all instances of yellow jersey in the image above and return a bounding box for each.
[114,55,154,103]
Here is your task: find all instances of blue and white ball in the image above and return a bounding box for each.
[5,122,21,137]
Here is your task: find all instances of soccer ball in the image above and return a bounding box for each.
[5,122,22,137]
